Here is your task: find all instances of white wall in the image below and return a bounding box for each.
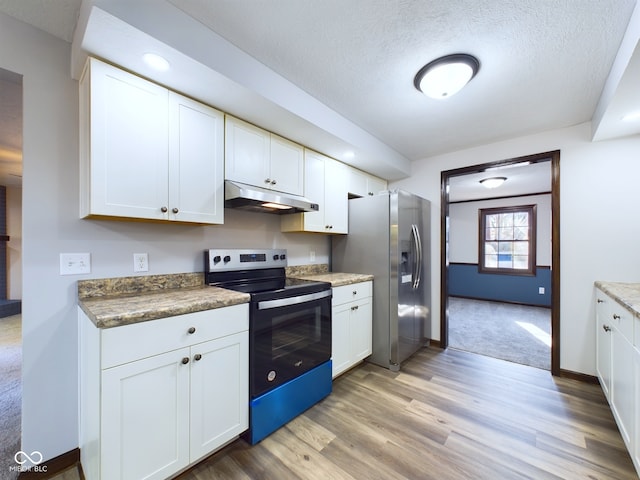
[0,13,329,463]
[7,186,21,299]
[392,122,640,376]
[449,194,552,265]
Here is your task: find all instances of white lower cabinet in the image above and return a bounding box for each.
[332,281,372,378]
[595,287,638,475]
[79,304,249,480]
[634,344,640,472]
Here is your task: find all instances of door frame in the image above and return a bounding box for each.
[440,150,560,375]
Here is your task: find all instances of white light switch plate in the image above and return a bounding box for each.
[60,253,91,275]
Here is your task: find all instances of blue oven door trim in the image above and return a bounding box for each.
[245,360,332,445]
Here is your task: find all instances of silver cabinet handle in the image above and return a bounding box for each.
[194,354,202,361]
[597,299,604,303]
[172,207,179,214]
[161,206,168,213]
[265,178,272,184]
[603,325,611,332]
[271,179,277,185]
[188,327,196,334]
[613,314,621,320]
[351,305,359,311]
[181,357,190,365]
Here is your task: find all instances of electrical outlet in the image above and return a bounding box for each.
[538,287,545,295]
[309,251,316,262]
[60,253,91,275]
[134,253,149,272]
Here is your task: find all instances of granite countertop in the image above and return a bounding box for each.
[78,273,250,329]
[595,281,640,318]
[78,266,372,329]
[292,272,374,287]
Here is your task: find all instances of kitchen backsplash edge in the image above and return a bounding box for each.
[78,264,330,299]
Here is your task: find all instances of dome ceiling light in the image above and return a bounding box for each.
[414,54,480,99]
[479,177,506,189]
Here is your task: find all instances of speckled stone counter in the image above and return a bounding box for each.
[78,273,250,329]
[595,281,640,318]
[292,272,374,287]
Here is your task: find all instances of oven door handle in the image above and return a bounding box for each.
[257,290,332,310]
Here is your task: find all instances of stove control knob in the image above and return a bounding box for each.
[223,255,231,263]
[280,254,286,260]
[273,254,279,261]
[213,255,221,263]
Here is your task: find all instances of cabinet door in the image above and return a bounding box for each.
[332,304,352,378]
[189,332,248,461]
[87,58,169,220]
[347,167,368,198]
[301,150,326,232]
[596,293,612,400]
[225,116,270,188]
[366,175,387,196]
[101,348,190,480]
[351,299,373,362]
[169,93,224,224]
[270,134,304,195]
[324,158,348,233]
[634,346,640,473]
[612,325,635,449]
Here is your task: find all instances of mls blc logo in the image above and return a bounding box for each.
[11,450,47,473]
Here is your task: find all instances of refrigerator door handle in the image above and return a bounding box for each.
[411,224,422,289]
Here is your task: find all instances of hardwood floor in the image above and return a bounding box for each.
[56,347,638,480]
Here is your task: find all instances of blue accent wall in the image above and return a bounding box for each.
[448,263,551,306]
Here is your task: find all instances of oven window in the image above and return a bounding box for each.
[271,307,323,359]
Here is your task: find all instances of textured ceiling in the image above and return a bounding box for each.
[169,0,637,159]
[0,0,637,194]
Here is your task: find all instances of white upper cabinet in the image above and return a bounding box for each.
[79,57,224,224]
[347,166,387,197]
[168,93,224,224]
[225,115,304,195]
[281,150,348,234]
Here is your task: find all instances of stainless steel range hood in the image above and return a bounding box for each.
[224,180,319,214]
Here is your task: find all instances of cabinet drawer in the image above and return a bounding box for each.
[333,281,372,306]
[102,304,248,369]
[610,304,633,343]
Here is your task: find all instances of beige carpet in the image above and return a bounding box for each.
[0,314,21,480]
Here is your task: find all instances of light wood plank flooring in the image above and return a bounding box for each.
[56,347,638,480]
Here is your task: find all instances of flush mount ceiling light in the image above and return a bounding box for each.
[479,177,506,189]
[142,53,170,71]
[414,53,480,99]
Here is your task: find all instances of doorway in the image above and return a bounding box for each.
[0,65,23,474]
[440,151,560,375]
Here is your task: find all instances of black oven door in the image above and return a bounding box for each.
[250,289,332,398]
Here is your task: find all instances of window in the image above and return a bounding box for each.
[479,205,536,275]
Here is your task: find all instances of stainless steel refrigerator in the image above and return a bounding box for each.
[332,189,430,371]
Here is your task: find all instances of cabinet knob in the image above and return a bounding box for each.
[368,192,374,196]
[265,178,272,184]
[188,327,196,334]
[172,207,179,214]
[194,353,202,362]
[351,305,359,311]
[161,206,168,213]
[597,299,604,303]
[353,291,357,295]
[181,357,190,365]
[271,179,277,185]
[612,314,621,320]
[603,324,611,332]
